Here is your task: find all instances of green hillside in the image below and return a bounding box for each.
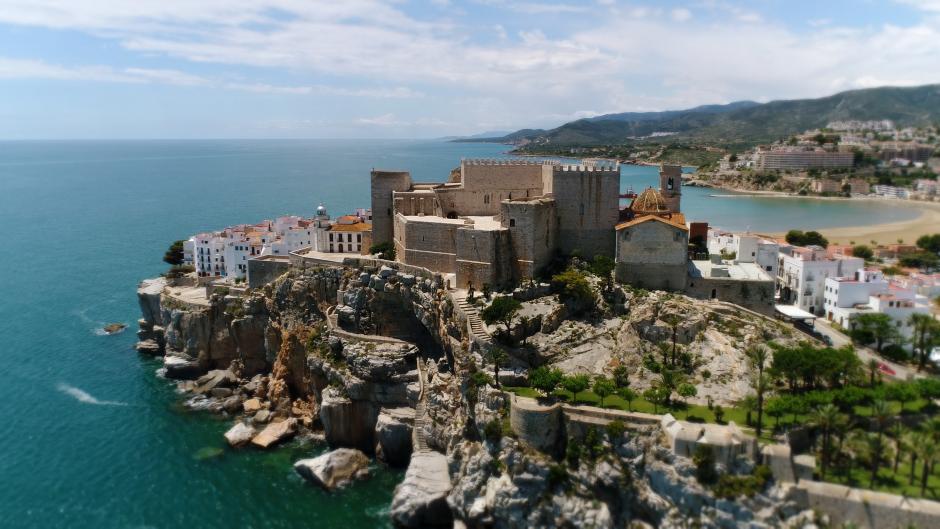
[496,84,940,149]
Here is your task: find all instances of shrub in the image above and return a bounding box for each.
[693,445,718,485]
[712,465,772,499]
[551,267,596,315]
[606,420,626,441]
[369,241,396,260]
[529,366,563,396]
[548,464,569,488]
[565,439,582,468]
[483,419,503,444]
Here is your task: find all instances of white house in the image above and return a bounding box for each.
[708,230,780,277]
[777,245,864,315]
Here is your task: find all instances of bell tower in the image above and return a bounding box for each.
[659,164,682,214]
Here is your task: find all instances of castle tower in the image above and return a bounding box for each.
[659,164,682,214]
[370,169,413,246]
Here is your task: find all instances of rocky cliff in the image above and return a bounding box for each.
[136,264,817,529]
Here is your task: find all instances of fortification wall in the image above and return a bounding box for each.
[246,256,290,288]
[434,186,542,217]
[394,215,459,274]
[509,396,563,454]
[501,198,557,281]
[455,226,511,288]
[616,263,687,291]
[459,159,551,192]
[550,165,620,258]
[371,170,412,245]
[791,481,940,529]
[393,192,438,216]
[685,276,775,314]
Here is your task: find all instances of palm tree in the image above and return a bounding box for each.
[869,399,893,486]
[913,433,939,497]
[844,429,871,484]
[867,358,880,388]
[747,344,771,438]
[905,430,924,486]
[740,395,757,427]
[810,404,841,479]
[909,313,940,370]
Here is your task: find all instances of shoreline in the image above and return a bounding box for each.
[685,179,940,245]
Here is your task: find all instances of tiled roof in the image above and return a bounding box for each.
[615,213,687,231]
[328,222,372,233]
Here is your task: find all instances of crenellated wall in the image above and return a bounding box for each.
[550,165,620,258]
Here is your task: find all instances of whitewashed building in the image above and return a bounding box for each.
[777,245,864,315]
[707,230,780,277]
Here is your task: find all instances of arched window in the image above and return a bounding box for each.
[667,177,674,191]
[711,288,717,299]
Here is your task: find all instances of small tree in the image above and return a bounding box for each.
[551,267,596,315]
[851,245,874,260]
[677,383,697,405]
[853,313,899,352]
[590,255,616,292]
[593,376,615,408]
[529,366,563,397]
[369,241,396,260]
[909,313,940,370]
[486,348,509,388]
[643,386,669,414]
[693,445,718,484]
[481,296,522,344]
[163,240,185,267]
[619,387,637,411]
[562,374,591,404]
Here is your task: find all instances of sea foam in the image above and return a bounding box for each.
[57,383,127,406]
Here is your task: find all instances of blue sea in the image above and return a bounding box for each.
[0,140,919,528]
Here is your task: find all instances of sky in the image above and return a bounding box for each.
[0,0,939,139]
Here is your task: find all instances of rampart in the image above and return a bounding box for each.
[790,480,940,529]
[247,255,291,288]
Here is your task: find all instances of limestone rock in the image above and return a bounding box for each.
[243,398,262,413]
[293,448,371,490]
[391,451,453,528]
[251,418,297,448]
[194,369,238,394]
[375,407,414,467]
[135,339,162,356]
[253,409,272,425]
[224,422,256,447]
[163,354,202,380]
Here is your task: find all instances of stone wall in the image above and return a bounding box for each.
[455,226,511,289]
[550,165,620,258]
[684,276,775,314]
[508,396,563,454]
[502,198,557,282]
[247,256,290,288]
[394,215,460,274]
[371,170,413,245]
[615,219,688,290]
[791,480,940,529]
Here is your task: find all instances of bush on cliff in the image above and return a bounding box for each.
[369,241,396,260]
[551,267,596,315]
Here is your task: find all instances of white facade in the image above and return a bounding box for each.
[872,185,910,199]
[183,238,195,266]
[777,245,864,315]
[707,230,779,276]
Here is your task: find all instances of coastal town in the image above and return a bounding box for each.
[139,157,940,529]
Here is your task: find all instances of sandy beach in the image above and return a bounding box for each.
[759,197,940,245]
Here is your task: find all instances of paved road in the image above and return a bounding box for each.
[813,318,922,381]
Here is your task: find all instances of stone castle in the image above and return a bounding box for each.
[371,159,773,311]
[371,159,619,288]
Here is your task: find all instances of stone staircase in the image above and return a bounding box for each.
[455,298,490,343]
[413,357,430,452]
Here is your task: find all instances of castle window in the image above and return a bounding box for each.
[668,177,674,191]
[579,203,584,215]
[509,218,516,227]
[711,289,717,299]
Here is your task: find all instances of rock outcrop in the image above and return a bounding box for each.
[391,451,453,528]
[224,422,256,447]
[251,418,297,449]
[293,448,370,490]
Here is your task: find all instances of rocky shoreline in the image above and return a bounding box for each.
[135,263,826,529]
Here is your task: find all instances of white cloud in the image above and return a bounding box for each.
[0,0,938,135]
[671,8,692,22]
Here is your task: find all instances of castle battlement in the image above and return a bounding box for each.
[461,158,559,166]
[553,163,620,173]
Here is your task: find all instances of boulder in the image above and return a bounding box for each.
[293,448,371,490]
[378,265,397,279]
[243,398,262,413]
[135,339,162,356]
[336,304,357,326]
[391,451,453,528]
[194,369,238,394]
[221,395,244,413]
[224,422,256,447]
[251,418,297,449]
[163,355,202,380]
[375,407,414,466]
[253,409,272,425]
[210,387,233,399]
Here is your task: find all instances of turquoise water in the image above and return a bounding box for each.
[0,140,918,528]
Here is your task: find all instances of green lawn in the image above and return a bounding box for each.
[825,458,940,500]
[504,387,932,444]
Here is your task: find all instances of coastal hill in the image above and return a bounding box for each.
[467,84,940,148]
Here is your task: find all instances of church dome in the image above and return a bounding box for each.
[630,187,669,215]
[316,203,328,217]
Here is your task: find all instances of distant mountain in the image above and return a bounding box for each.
[586,101,759,123]
[444,130,514,141]
[482,85,940,148]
